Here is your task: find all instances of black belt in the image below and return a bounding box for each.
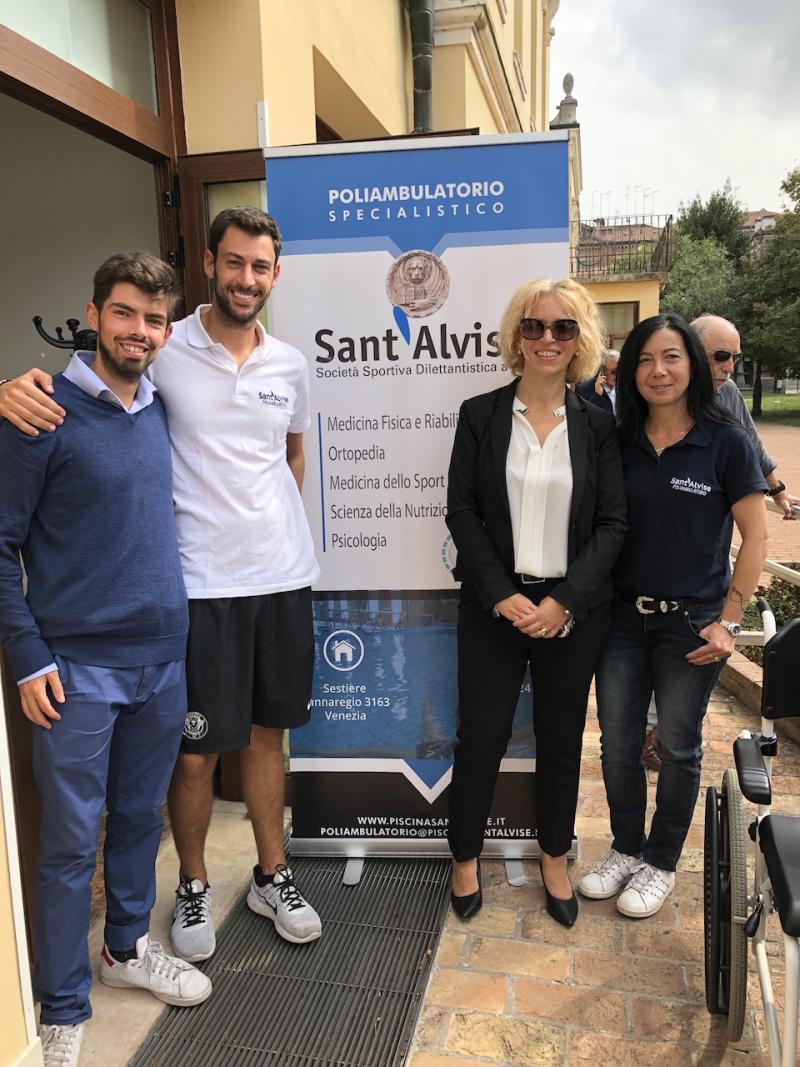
[618,592,717,615]
[517,573,560,585]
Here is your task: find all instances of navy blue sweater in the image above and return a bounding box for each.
[0,375,188,680]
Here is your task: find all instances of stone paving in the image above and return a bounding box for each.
[408,684,800,1067]
[408,423,800,1067]
[757,423,800,567]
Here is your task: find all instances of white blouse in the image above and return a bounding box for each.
[506,396,573,578]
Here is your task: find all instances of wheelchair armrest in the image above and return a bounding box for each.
[734,737,772,805]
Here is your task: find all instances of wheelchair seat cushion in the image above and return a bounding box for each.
[759,814,800,937]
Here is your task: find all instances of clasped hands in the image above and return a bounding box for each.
[494,594,569,638]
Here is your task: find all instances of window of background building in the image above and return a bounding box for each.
[598,301,639,350]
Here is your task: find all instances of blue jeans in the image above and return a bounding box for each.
[595,599,724,872]
[32,656,187,1025]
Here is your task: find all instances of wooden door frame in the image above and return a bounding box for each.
[0,0,185,161]
[177,149,265,310]
[0,0,185,269]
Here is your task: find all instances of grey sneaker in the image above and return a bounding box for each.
[100,934,212,1005]
[577,849,641,899]
[247,864,322,943]
[616,862,675,918]
[171,877,215,962]
[40,1023,84,1067]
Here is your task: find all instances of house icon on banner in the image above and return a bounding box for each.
[331,638,356,665]
[322,629,365,672]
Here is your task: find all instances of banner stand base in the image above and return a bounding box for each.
[290,837,577,860]
[343,857,365,885]
[505,859,527,886]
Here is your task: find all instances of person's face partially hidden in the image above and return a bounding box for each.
[700,320,742,388]
[602,361,617,389]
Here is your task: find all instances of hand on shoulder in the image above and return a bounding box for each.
[0,369,63,436]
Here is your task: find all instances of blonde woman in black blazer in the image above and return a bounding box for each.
[446,277,627,926]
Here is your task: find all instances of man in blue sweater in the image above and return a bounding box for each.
[0,253,211,1067]
[0,211,322,965]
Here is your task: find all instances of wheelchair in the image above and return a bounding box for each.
[704,601,800,1064]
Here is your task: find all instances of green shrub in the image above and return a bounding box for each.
[739,565,800,665]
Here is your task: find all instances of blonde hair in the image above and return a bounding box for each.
[497,277,605,383]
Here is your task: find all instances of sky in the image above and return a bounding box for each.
[549,0,800,221]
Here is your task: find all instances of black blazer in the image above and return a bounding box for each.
[576,376,614,415]
[446,380,627,620]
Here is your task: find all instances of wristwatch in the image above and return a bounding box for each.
[767,481,786,498]
[718,619,742,637]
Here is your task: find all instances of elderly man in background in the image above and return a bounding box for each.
[576,349,620,416]
[692,314,797,519]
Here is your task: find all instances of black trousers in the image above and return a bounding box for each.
[447,590,611,860]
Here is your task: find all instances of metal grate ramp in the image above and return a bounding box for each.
[128,856,451,1067]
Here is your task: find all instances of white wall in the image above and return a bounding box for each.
[0,92,160,380]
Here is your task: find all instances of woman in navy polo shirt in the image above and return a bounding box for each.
[578,313,768,918]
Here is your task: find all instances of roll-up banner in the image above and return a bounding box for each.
[265,133,570,856]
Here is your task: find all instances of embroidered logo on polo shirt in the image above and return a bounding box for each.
[670,476,712,497]
[183,711,208,740]
[258,389,289,408]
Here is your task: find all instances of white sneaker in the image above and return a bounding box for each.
[578,849,641,899]
[40,1023,84,1067]
[171,878,215,962]
[99,934,212,1005]
[616,862,675,917]
[247,864,322,944]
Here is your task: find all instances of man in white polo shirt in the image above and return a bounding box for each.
[0,208,322,960]
[156,207,321,959]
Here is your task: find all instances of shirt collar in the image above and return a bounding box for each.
[63,351,156,413]
[186,304,268,354]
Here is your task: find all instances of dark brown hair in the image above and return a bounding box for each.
[207,206,282,261]
[92,252,181,320]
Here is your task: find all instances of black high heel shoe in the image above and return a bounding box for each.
[539,858,578,928]
[451,859,482,920]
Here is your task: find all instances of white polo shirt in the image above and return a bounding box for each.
[149,306,320,598]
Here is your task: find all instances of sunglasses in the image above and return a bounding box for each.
[712,349,742,363]
[519,317,580,342]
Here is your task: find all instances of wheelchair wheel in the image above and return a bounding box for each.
[704,785,722,1014]
[722,768,748,1042]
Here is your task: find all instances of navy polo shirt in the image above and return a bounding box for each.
[614,419,767,603]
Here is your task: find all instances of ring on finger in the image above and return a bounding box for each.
[540,627,549,636]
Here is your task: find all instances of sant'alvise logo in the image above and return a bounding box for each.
[386,250,450,319]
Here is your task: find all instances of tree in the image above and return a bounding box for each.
[678,180,748,264]
[780,168,800,209]
[660,233,737,321]
[736,168,800,414]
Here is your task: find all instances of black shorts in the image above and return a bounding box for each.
[182,588,314,754]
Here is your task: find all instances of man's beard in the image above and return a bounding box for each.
[97,336,155,381]
[213,276,269,326]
